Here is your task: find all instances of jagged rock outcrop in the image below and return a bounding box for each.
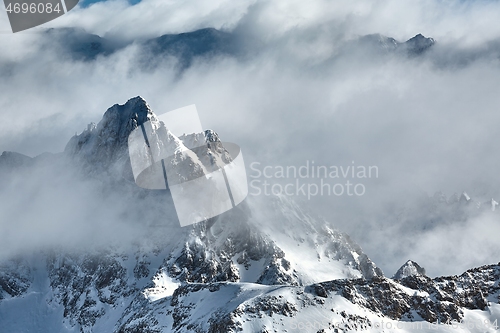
[403,33,435,55]
[311,262,500,323]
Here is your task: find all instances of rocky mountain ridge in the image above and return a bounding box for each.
[1,97,499,332]
[0,97,393,332]
[39,27,436,68]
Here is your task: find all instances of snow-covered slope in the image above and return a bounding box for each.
[2,255,498,332]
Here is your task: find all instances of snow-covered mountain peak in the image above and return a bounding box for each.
[98,95,158,136]
[63,96,215,185]
[64,97,228,179]
[64,96,160,173]
[393,260,426,279]
[203,129,219,142]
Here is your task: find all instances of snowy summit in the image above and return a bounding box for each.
[393,260,427,280]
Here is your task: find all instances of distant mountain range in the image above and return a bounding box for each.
[42,27,436,65]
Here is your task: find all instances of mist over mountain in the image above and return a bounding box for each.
[2,18,500,276]
[1,96,499,333]
[36,26,438,69]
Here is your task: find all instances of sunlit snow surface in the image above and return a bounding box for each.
[143,270,181,301]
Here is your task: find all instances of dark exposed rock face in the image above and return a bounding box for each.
[403,33,435,55]
[47,251,135,328]
[64,96,155,176]
[1,248,500,332]
[144,28,241,69]
[311,262,500,323]
[0,258,31,299]
[115,263,500,332]
[242,295,298,317]
[312,277,461,323]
